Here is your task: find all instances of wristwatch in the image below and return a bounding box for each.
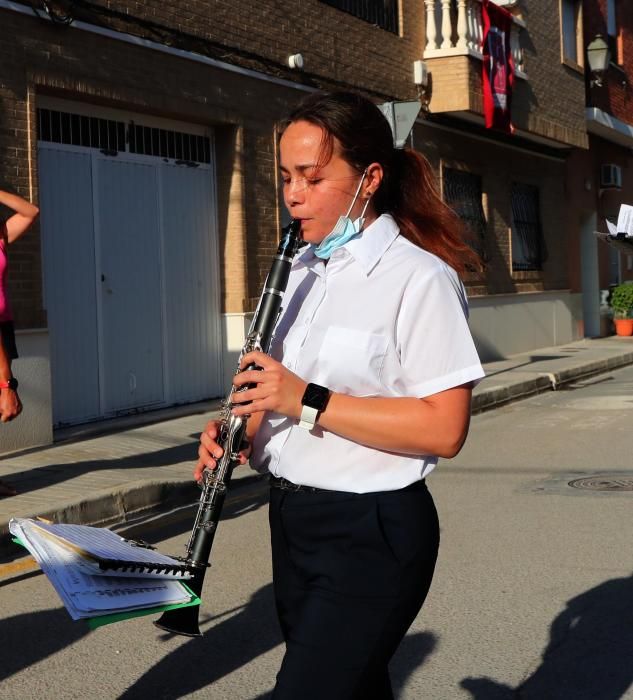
[299,383,330,430]
[0,376,18,391]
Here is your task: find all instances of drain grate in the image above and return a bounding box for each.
[568,476,633,492]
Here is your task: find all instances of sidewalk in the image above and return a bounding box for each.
[1,336,632,559]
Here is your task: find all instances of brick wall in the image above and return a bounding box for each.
[512,2,587,147]
[14,0,426,101]
[584,0,633,124]
[417,121,568,297]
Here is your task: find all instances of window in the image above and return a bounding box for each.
[511,183,547,271]
[319,0,398,33]
[443,168,486,259]
[560,0,583,68]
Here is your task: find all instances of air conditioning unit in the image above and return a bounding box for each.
[600,163,622,190]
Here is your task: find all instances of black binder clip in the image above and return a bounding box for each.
[121,537,156,550]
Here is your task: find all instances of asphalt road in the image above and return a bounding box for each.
[1,365,632,699]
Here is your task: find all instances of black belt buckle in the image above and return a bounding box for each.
[270,476,323,493]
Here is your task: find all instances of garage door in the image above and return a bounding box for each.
[38,101,222,427]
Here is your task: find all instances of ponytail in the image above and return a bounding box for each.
[379,149,481,275]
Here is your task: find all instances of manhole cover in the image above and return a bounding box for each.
[568,476,633,492]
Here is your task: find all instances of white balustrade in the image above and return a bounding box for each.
[423,0,527,79]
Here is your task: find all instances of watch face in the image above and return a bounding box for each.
[302,383,329,410]
[8,377,18,391]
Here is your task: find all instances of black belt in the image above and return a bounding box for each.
[269,476,328,493]
[269,475,426,494]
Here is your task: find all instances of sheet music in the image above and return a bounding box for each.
[10,519,192,620]
[617,204,633,237]
[20,520,191,578]
[608,204,633,238]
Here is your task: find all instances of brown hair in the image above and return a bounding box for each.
[282,91,480,275]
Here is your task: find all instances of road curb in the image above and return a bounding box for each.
[473,350,633,413]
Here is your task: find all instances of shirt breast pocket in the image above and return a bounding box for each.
[317,326,389,397]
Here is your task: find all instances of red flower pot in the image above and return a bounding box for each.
[614,318,633,336]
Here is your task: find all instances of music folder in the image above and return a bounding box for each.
[21,519,192,578]
[9,518,200,627]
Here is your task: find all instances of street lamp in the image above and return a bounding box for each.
[587,34,611,87]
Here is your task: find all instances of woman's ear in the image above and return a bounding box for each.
[364,162,384,198]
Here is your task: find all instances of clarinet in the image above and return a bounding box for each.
[155,219,302,637]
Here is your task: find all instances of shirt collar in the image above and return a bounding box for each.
[292,214,400,276]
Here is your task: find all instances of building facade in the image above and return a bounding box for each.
[1,0,627,453]
[566,0,633,338]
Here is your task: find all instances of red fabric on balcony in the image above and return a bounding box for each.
[482,0,515,133]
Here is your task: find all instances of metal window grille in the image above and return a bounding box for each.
[319,0,398,33]
[511,183,547,271]
[37,108,126,152]
[128,122,210,163]
[37,108,211,164]
[443,168,486,259]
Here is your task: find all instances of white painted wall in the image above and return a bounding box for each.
[0,330,53,455]
[469,291,583,362]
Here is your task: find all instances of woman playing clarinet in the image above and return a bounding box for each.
[196,91,484,699]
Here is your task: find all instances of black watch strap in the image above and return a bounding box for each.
[1,376,18,391]
[299,383,330,430]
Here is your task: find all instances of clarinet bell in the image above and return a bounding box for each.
[154,606,202,637]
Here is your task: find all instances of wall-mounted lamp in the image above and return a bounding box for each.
[413,60,428,88]
[288,54,304,70]
[413,60,430,112]
[587,34,610,87]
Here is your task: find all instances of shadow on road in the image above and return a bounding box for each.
[118,582,438,699]
[461,573,633,700]
[119,583,281,699]
[0,607,90,681]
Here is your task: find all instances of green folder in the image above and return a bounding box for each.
[87,583,200,629]
[12,537,200,629]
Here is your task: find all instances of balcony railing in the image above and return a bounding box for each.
[423,0,527,78]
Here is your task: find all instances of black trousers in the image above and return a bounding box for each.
[269,479,440,700]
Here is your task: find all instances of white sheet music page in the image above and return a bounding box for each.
[12,518,191,579]
[616,204,633,238]
[9,519,192,620]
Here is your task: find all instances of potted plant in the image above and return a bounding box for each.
[610,283,633,336]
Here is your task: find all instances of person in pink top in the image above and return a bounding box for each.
[1,188,39,496]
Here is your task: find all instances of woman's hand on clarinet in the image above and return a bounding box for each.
[194,420,251,483]
[232,351,306,420]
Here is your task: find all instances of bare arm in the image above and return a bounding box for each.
[0,190,39,244]
[316,387,472,458]
[0,334,11,383]
[0,337,22,422]
[232,351,473,459]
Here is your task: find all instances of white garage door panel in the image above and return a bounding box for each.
[39,148,101,425]
[161,164,221,401]
[96,158,164,413]
[37,101,222,428]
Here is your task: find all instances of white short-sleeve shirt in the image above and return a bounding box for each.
[251,214,485,493]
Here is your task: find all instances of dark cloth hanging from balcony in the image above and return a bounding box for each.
[482,0,515,134]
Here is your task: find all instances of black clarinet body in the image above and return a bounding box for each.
[155,219,302,637]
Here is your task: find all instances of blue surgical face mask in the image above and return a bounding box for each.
[313,171,371,260]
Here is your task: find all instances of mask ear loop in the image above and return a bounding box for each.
[344,169,368,219]
[354,195,371,232]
